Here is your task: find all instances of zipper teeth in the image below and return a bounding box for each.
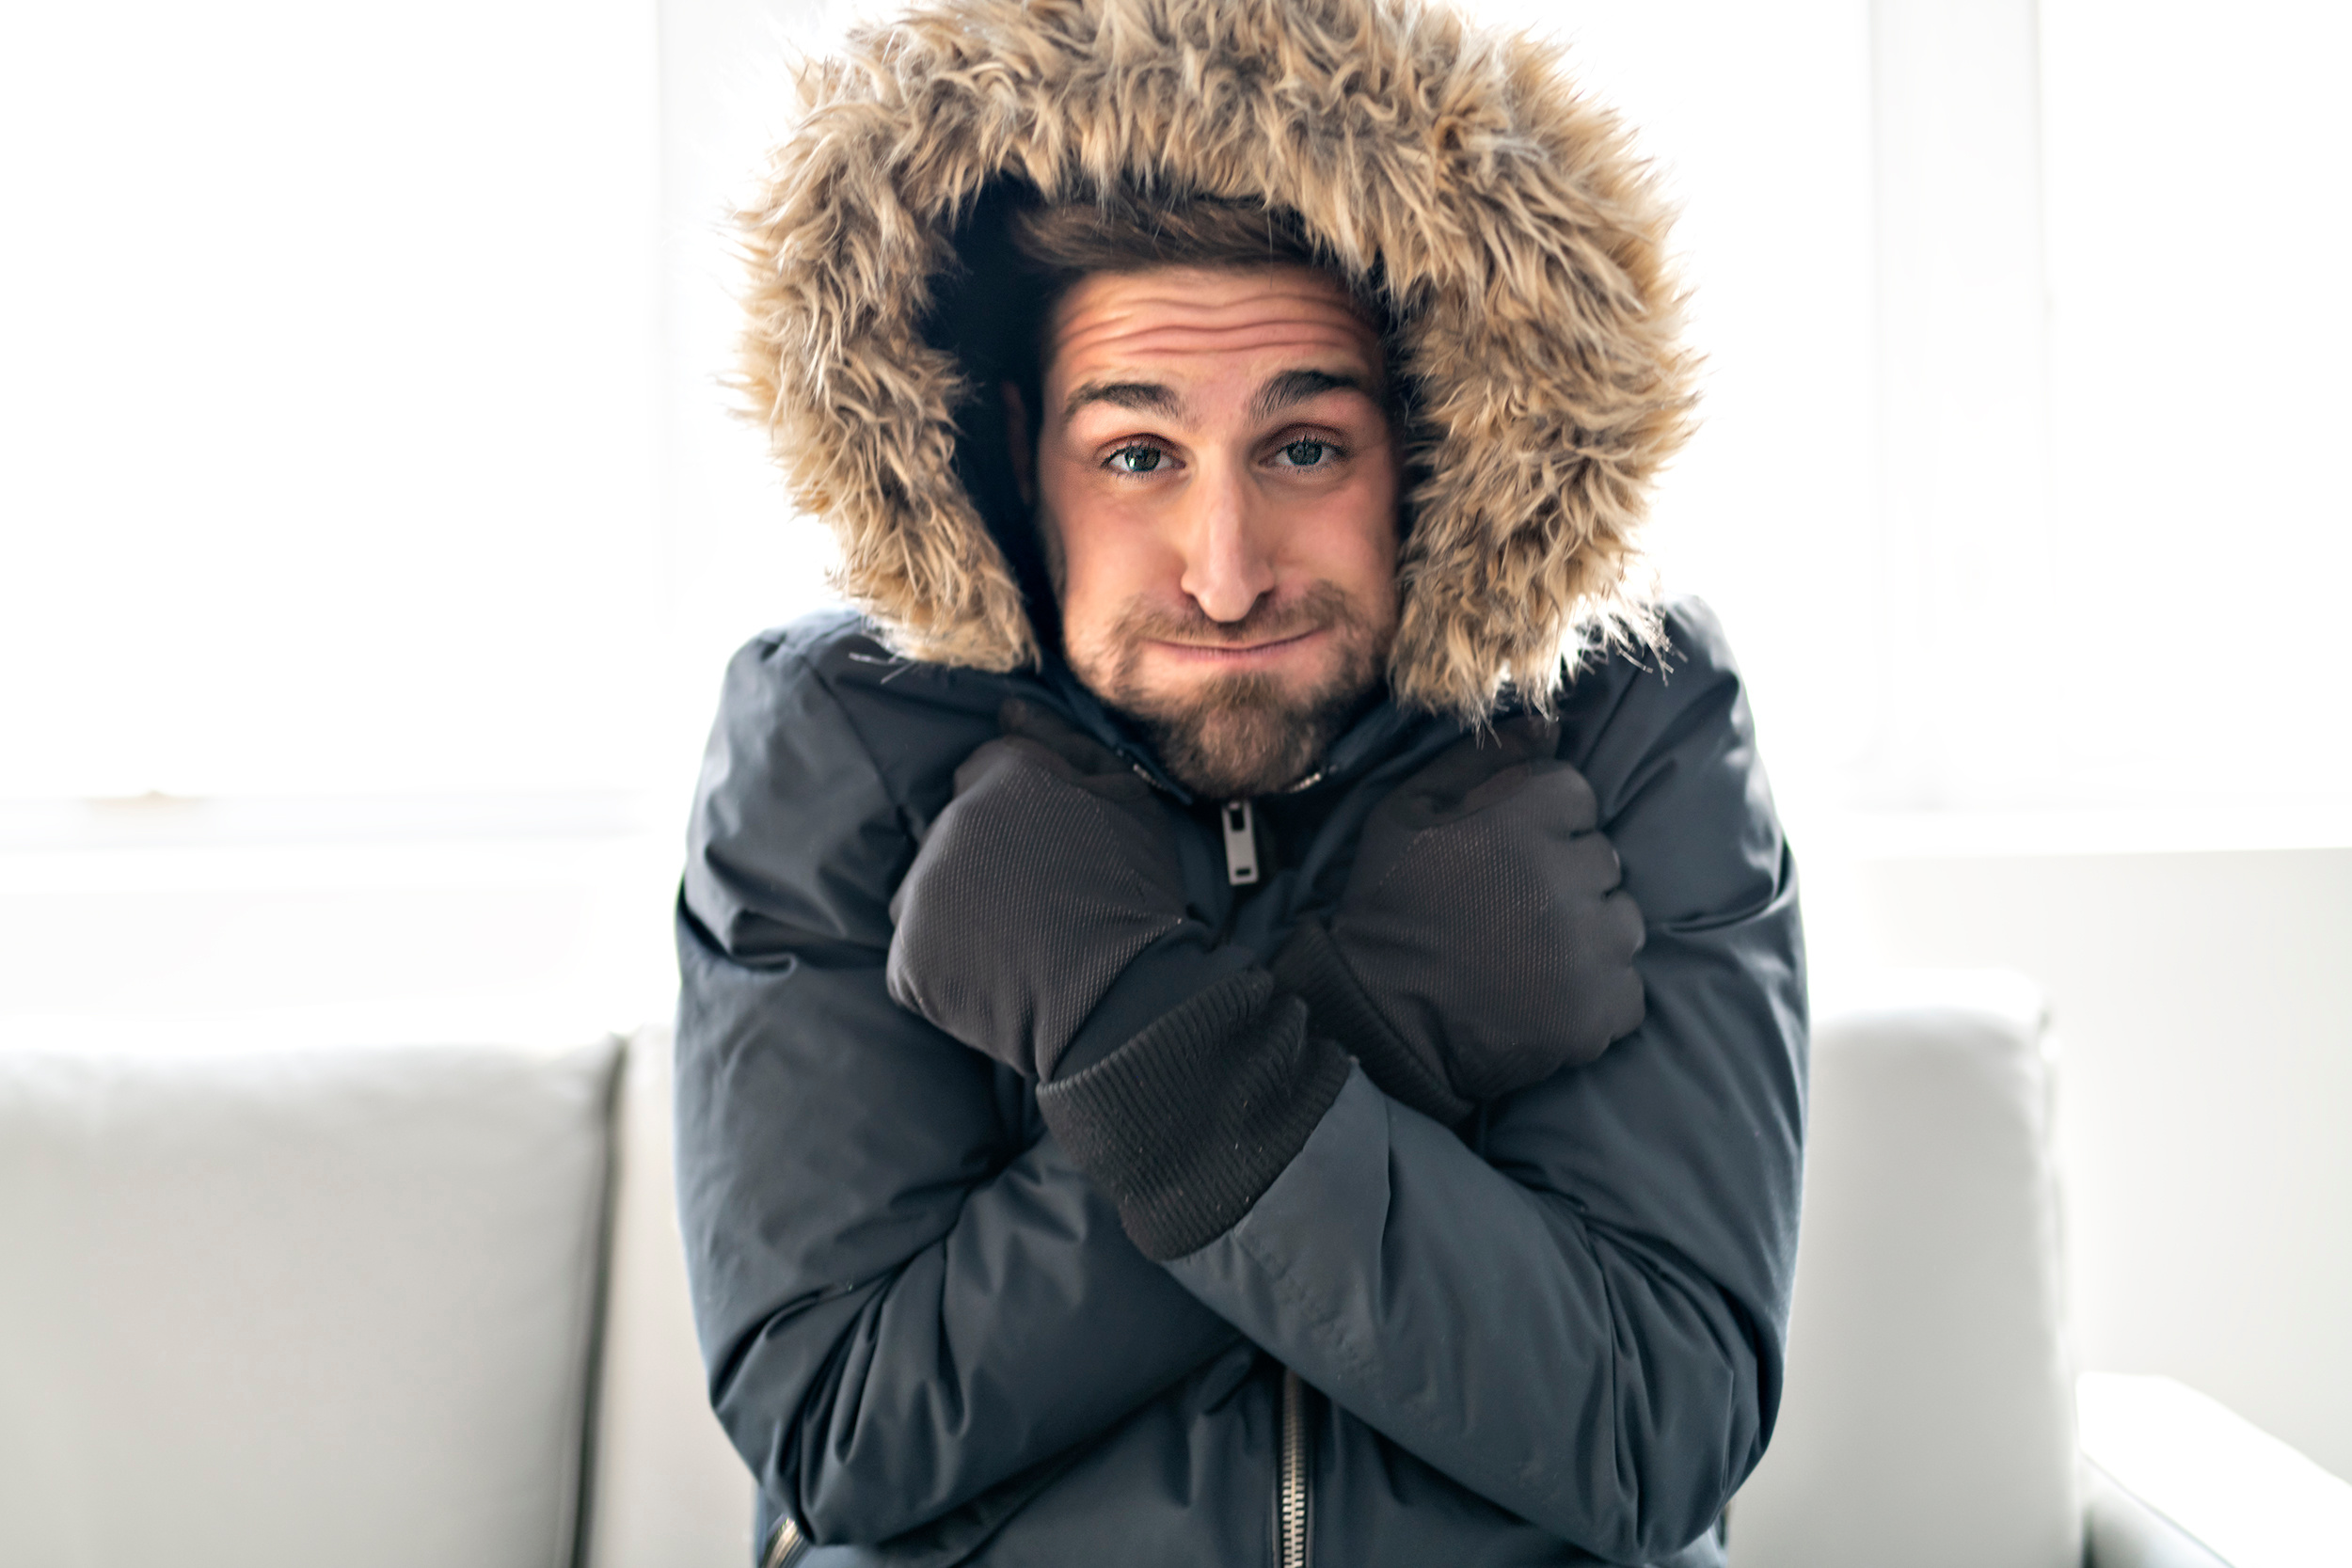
[762,1517,805,1568]
[1279,1367,1310,1568]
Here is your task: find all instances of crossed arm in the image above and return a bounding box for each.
[673,605,1805,1558]
[675,926,1244,1538]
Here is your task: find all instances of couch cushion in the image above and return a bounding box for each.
[0,1037,619,1568]
[1730,972,2079,1568]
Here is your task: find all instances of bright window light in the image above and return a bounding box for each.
[0,0,663,801]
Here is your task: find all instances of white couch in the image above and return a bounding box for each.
[2,980,2343,1567]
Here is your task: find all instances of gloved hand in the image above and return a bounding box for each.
[889,699,1351,1262]
[1272,715,1645,1124]
[886,699,1191,1082]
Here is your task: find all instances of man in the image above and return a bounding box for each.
[677,2,1806,1564]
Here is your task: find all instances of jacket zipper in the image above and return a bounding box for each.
[762,1516,807,1568]
[1215,797,1311,1568]
[1221,800,1260,884]
[1278,1365,1312,1568]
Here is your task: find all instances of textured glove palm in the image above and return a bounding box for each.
[1273,716,1646,1123]
[885,700,1190,1081]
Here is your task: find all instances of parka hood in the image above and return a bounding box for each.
[736,0,1697,721]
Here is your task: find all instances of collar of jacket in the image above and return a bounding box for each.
[735,0,1698,725]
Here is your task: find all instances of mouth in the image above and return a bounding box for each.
[1146,627,1326,667]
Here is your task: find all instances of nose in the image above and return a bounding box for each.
[1176,462,1277,624]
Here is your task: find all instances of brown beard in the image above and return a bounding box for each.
[1073,582,1391,799]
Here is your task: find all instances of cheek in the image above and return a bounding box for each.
[1299,471,1402,616]
[1037,489,1161,651]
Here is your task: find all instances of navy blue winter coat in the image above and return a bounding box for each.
[675,600,1805,1566]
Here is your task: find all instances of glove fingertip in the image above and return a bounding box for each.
[882,939,919,1015]
[1527,761,1601,832]
[1607,973,1648,1045]
[1604,888,1648,957]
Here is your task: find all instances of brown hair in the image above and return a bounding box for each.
[1009,193,1327,288]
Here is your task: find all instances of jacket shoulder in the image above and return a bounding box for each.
[683,611,914,958]
[1559,595,1788,926]
[1558,594,1749,758]
[685,611,1020,959]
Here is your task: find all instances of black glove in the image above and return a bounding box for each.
[886,699,1191,1081]
[886,699,1348,1260]
[1272,716,1645,1123]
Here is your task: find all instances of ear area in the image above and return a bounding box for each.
[1000,382,1038,508]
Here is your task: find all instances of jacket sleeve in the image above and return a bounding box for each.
[1159,599,1807,1561]
[673,630,1240,1546]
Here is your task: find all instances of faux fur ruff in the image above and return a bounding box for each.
[735,0,1696,720]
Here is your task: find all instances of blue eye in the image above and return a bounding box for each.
[1110,445,1163,473]
[1279,439,1333,467]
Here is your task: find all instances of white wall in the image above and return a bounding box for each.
[1807,841,2352,1482]
[0,824,677,1053]
[653,0,841,816]
[0,0,666,803]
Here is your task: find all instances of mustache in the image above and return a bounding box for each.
[1109,582,1357,646]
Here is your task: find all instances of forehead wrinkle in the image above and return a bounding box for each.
[1054,318,1375,363]
[1060,275,1363,324]
[1049,270,1382,379]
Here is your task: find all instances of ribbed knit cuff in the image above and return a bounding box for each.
[1270,920,1471,1125]
[1036,968,1349,1261]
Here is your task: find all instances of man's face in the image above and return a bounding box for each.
[1020,263,1402,799]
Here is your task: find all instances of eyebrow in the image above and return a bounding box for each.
[1249,368,1375,420]
[1062,379,1184,421]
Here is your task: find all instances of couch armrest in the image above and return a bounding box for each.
[2080,1374,2352,1568]
[1729,971,2080,1568]
[2086,1463,2227,1568]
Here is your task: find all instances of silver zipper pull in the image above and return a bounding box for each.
[1221,800,1259,885]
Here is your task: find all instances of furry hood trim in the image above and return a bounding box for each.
[736,0,1696,720]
